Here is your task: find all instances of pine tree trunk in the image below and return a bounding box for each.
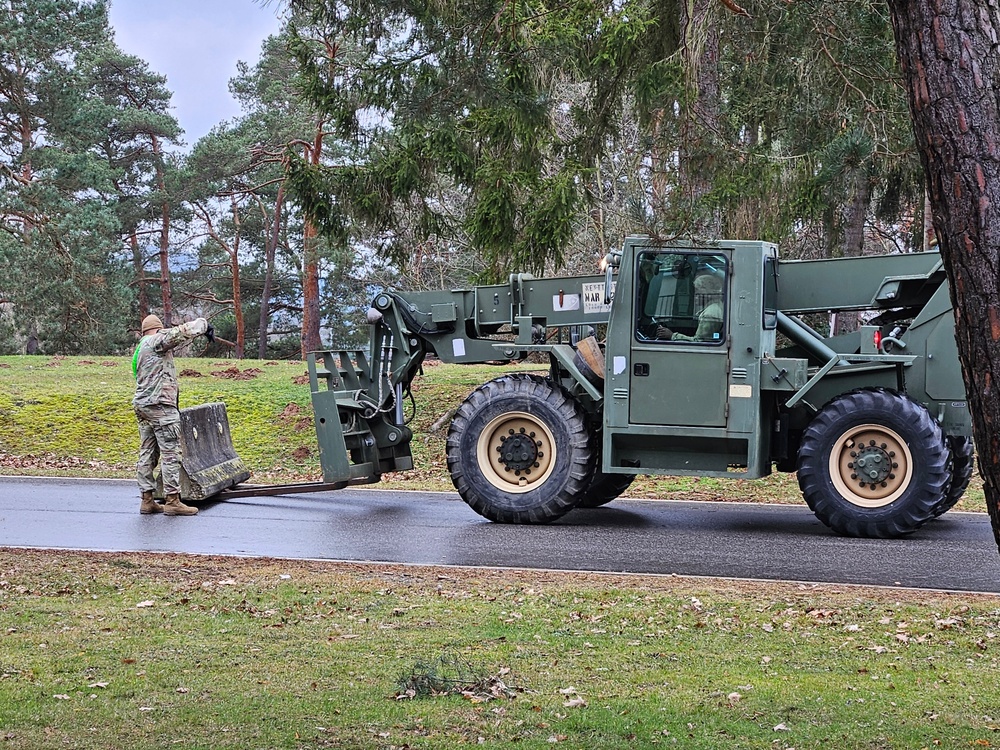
[300,128,325,359]
[230,196,245,360]
[301,219,322,358]
[889,0,1000,552]
[258,183,284,360]
[832,170,873,335]
[152,136,173,326]
[130,231,149,320]
[677,0,720,232]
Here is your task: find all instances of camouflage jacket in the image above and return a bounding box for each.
[132,319,208,415]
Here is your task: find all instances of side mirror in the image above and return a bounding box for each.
[600,252,620,305]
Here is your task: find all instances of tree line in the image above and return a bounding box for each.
[1,0,933,359]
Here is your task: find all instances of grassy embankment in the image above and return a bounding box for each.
[0,354,986,512]
[1,549,998,749]
[1,354,996,749]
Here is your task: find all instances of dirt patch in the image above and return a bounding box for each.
[100,361,118,367]
[43,356,67,367]
[292,374,309,385]
[278,403,302,420]
[0,363,10,369]
[179,369,204,377]
[78,360,96,365]
[211,367,263,381]
[264,361,279,366]
[291,445,311,461]
[277,403,313,431]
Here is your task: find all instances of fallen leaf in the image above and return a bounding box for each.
[135,600,155,608]
[563,697,587,708]
[773,723,790,731]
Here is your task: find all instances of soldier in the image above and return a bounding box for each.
[132,314,214,516]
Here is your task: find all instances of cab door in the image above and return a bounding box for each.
[628,250,730,427]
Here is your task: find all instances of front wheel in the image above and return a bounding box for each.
[797,389,950,538]
[576,432,634,508]
[576,471,635,509]
[446,374,594,523]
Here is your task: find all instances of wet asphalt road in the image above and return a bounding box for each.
[1,476,998,593]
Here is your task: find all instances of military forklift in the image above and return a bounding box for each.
[186,237,972,539]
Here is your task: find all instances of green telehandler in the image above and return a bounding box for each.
[184,237,974,539]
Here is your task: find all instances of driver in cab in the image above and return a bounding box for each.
[656,272,724,342]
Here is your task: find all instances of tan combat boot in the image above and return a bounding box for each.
[140,490,163,514]
[163,493,198,516]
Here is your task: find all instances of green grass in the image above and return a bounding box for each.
[1,549,999,750]
[0,354,986,512]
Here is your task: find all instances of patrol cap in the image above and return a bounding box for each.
[141,314,164,334]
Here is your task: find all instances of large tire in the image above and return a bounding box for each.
[932,435,975,518]
[576,471,635,508]
[446,374,594,523]
[575,430,634,508]
[797,388,950,538]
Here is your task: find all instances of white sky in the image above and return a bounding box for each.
[108,0,286,145]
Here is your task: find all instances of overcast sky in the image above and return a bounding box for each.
[107,0,286,145]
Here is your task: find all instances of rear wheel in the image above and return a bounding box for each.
[797,388,950,538]
[932,435,974,518]
[446,374,594,523]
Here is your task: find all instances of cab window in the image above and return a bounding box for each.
[635,251,728,345]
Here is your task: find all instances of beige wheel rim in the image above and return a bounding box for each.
[476,411,556,493]
[828,423,913,508]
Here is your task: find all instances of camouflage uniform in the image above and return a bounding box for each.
[133,318,208,494]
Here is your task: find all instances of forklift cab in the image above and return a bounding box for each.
[603,239,778,477]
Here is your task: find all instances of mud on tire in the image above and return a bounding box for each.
[797,388,950,538]
[446,374,594,523]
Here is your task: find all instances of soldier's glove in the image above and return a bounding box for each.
[205,324,215,343]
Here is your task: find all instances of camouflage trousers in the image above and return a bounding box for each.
[135,405,182,494]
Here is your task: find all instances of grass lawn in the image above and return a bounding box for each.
[1,549,998,750]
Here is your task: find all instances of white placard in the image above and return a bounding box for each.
[582,282,614,314]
